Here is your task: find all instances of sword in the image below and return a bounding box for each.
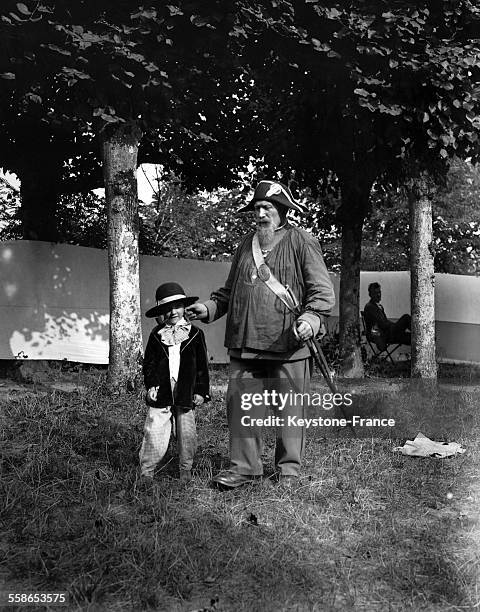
[285,286,356,436]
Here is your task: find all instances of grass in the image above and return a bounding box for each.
[0,368,479,611]
[361,355,480,383]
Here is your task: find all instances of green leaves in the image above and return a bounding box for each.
[44,43,71,56]
[167,5,183,17]
[24,92,42,104]
[311,38,330,52]
[93,106,124,124]
[131,8,158,20]
[190,15,212,27]
[354,88,369,97]
[16,3,30,15]
[61,67,91,87]
[326,8,342,19]
[236,0,480,189]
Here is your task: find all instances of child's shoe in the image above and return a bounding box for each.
[137,473,154,490]
[179,469,192,483]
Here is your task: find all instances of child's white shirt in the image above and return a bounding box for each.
[158,317,191,393]
[168,344,181,393]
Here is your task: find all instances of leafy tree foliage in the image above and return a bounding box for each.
[139,174,253,261]
[237,1,480,177]
[1,2,231,127]
[0,1,248,242]
[362,159,480,274]
[0,173,20,239]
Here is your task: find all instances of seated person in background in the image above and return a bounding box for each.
[363,282,411,350]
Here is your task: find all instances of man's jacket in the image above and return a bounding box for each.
[143,325,210,409]
[204,224,335,357]
[363,301,393,337]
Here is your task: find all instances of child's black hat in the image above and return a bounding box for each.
[145,282,198,318]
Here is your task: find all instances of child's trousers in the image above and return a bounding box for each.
[139,407,197,477]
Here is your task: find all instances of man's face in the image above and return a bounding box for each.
[254,200,282,230]
[370,286,382,303]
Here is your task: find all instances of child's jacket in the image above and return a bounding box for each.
[143,324,210,409]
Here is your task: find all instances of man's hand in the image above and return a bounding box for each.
[294,320,313,342]
[193,394,204,406]
[186,303,208,321]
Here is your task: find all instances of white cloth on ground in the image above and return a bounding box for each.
[394,432,466,458]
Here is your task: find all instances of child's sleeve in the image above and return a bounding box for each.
[194,329,210,402]
[143,332,158,389]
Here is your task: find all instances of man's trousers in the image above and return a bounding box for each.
[386,314,411,345]
[226,358,311,477]
[139,407,197,477]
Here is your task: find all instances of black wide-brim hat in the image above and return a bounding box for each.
[145,282,198,318]
[237,180,305,213]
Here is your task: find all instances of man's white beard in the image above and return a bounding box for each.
[257,224,275,248]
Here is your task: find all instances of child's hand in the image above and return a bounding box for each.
[147,386,159,402]
[193,394,204,406]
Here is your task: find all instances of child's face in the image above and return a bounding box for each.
[161,300,186,326]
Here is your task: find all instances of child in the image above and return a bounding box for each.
[139,282,210,483]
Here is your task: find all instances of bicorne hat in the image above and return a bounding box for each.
[237,180,304,213]
[145,282,198,318]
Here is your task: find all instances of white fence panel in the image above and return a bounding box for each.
[1,241,479,365]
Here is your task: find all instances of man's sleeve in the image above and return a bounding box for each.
[297,232,336,336]
[364,303,390,331]
[203,235,250,323]
[363,304,373,330]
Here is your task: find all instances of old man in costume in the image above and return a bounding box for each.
[188,180,335,488]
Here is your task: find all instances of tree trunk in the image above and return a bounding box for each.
[19,165,60,242]
[337,178,372,378]
[409,176,437,378]
[102,122,143,392]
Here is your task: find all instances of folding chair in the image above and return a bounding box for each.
[360,311,401,364]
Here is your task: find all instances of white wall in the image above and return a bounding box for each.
[1,241,479,364]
